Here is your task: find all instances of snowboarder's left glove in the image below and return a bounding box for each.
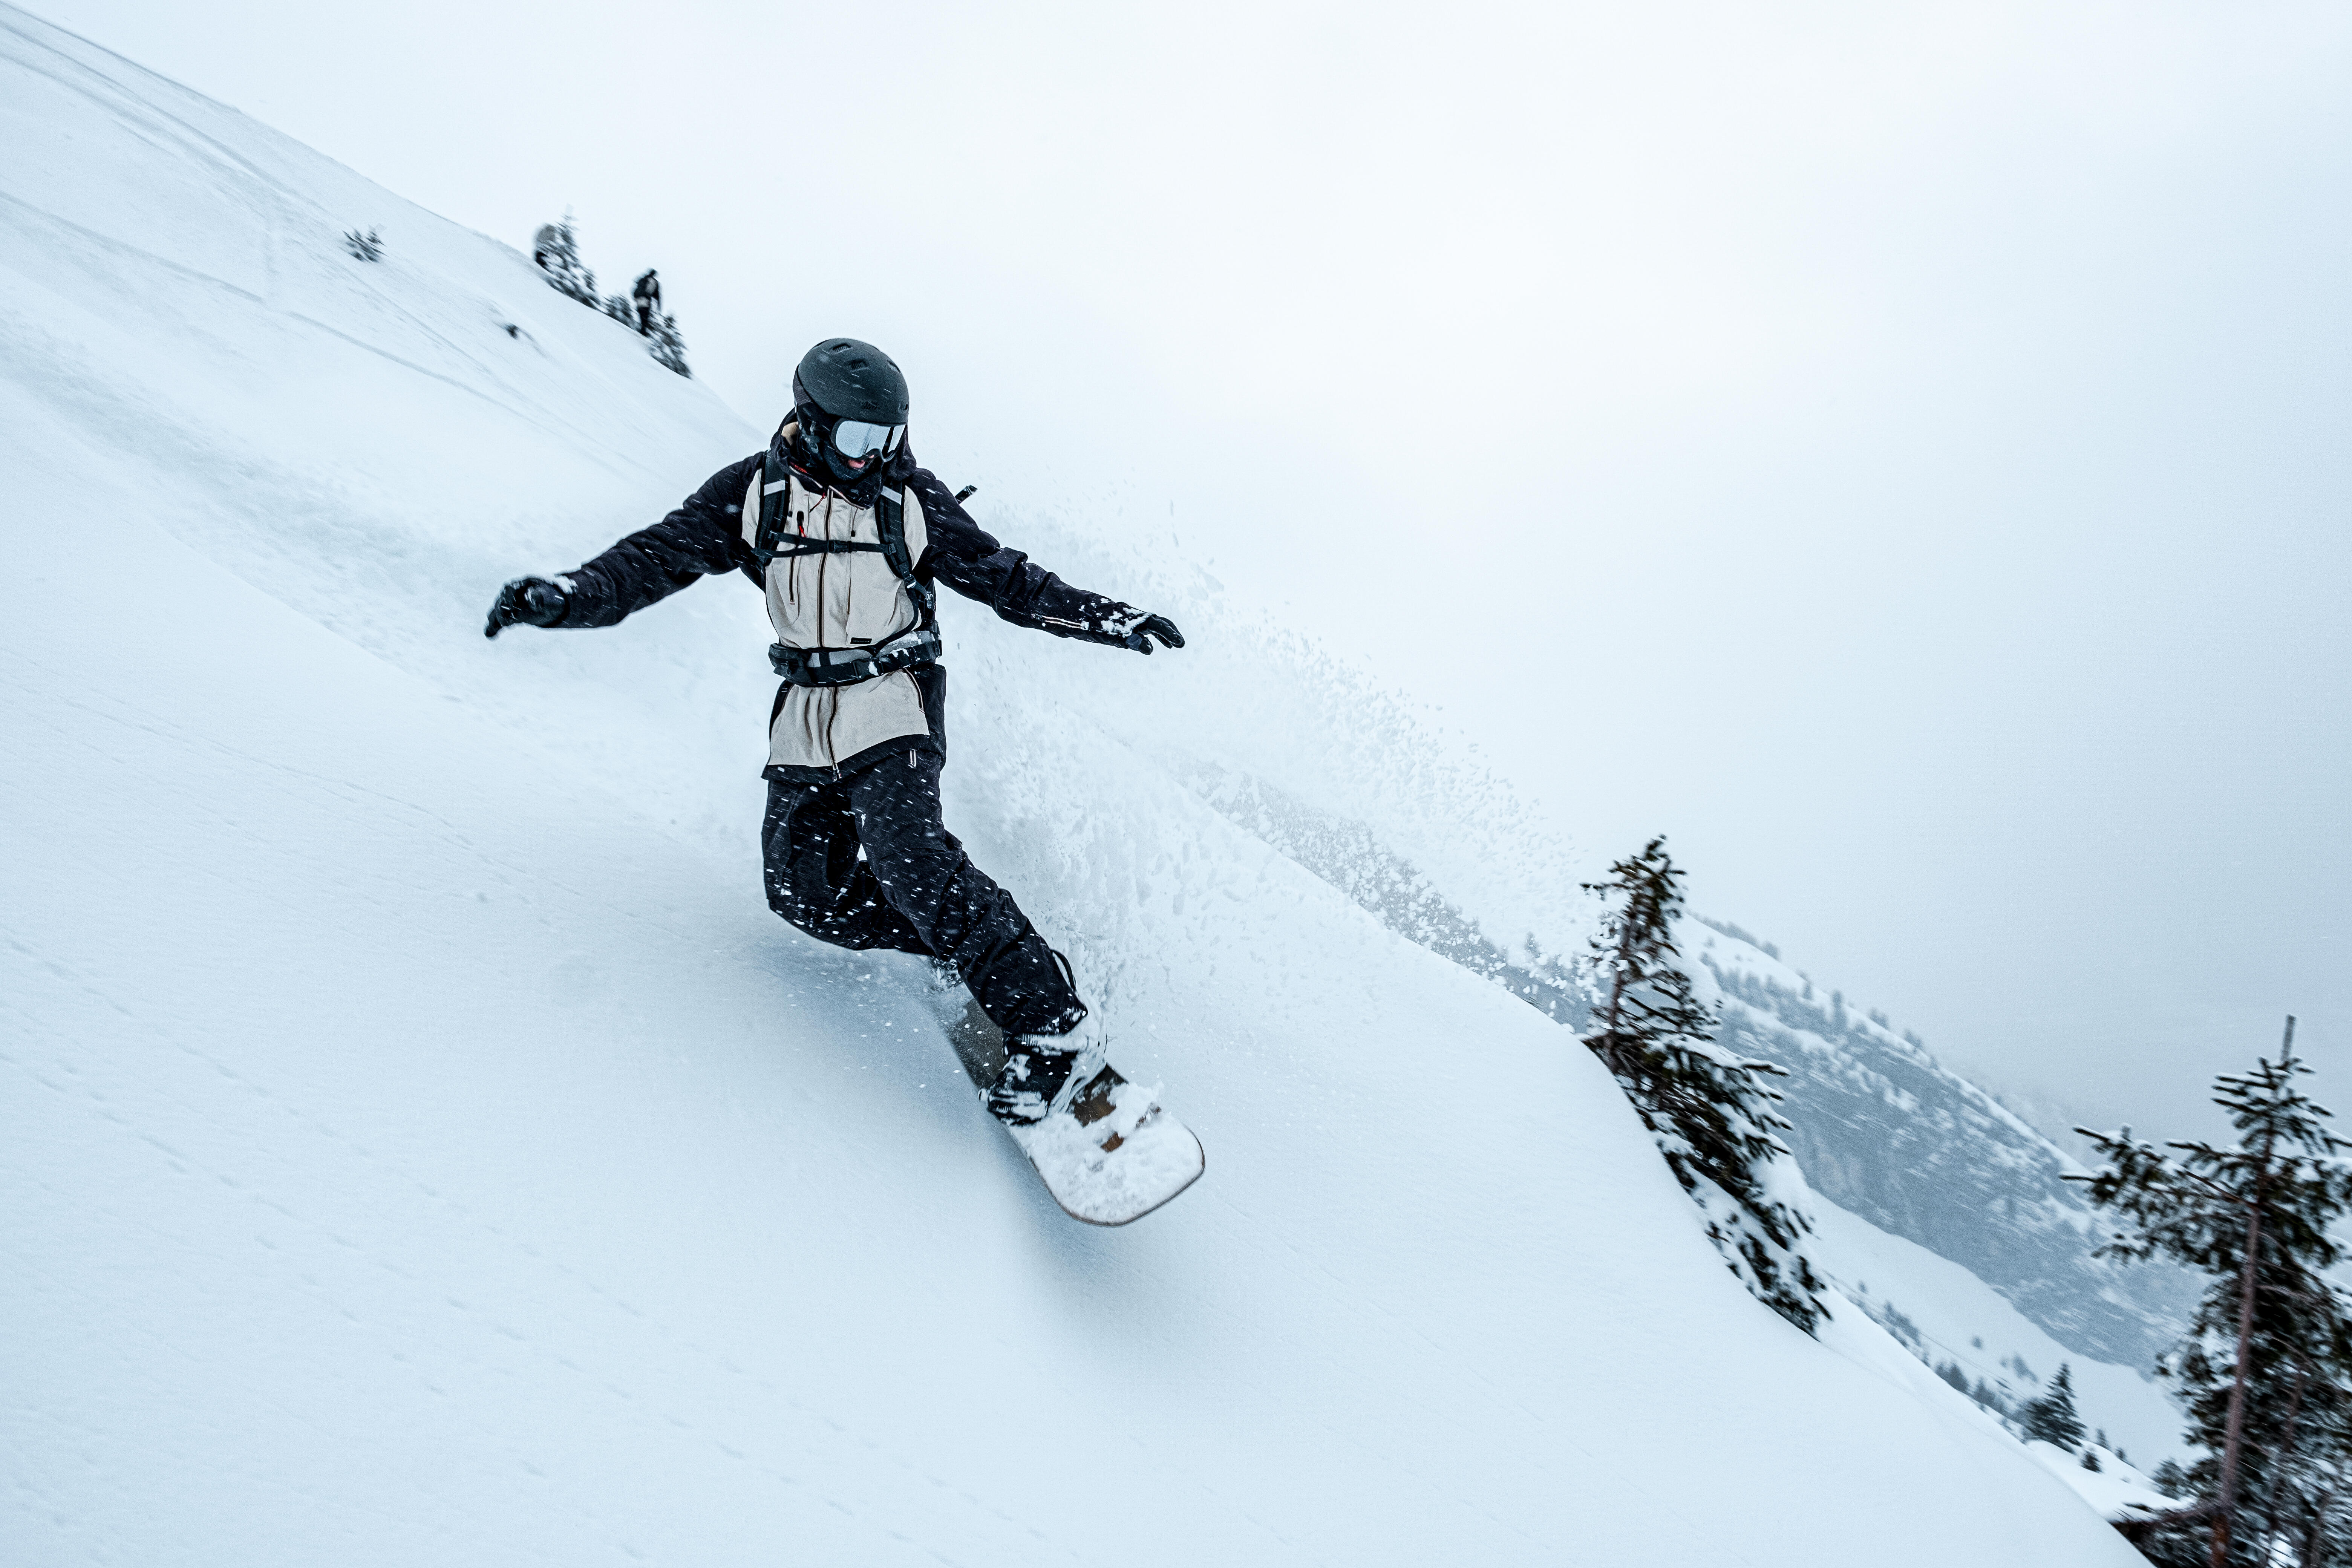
[1112,610,1184,655]
[484,576,570,638]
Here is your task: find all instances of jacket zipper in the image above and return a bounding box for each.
[781,476,916,775]
[786,476,804,614]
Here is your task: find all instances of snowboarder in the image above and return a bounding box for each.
[484,338,1185,1139]
[632,269,661,336]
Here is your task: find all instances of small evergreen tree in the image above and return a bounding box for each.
[527,214,687,376]
[2070,1019,2352,1568]
[2022,1362,2087,1449]
[533,213,599,306]
[1581,838,1828,1334]
[342,226,382,262]
[646,310,691,377]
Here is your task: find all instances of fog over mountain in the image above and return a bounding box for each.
[29,0,2352,1147]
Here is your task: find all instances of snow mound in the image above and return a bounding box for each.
[0,8,2143,1563]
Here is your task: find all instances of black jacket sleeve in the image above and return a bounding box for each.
[554,453,762,628]
[906,468,1142,646]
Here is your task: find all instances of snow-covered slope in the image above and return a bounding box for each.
[1811,1197,2183,1466]
[0,9,2145,1563]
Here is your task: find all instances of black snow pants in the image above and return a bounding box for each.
[761,746,1087,1039]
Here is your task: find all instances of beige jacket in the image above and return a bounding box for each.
[741,453,933,772]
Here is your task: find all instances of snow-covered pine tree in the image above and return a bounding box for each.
[533,214,599,307]
[602,292,635,326]
[646,311,691,377]
[342,226,381,262]
[2021,1362,2086,1449]
[2070,1019,2352,1568]
[1581,837,1828,1335]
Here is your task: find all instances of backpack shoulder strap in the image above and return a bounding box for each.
[749,432,795,564]
[875,485,936,626]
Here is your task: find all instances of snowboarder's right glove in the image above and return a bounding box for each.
[484,576,570,638]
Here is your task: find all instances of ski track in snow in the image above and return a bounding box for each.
[0,7,2149,1563]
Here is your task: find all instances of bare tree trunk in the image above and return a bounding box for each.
[1594,908,1636,1078]
[2299,1485,2333,1568]
[2210,1017,2298,1568]
[2210,1198,2267,1568]
[2257,1365,2313,1567]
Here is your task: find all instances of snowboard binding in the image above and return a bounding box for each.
[985,1036,1084,1126]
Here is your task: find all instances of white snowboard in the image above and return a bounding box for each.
[929,985,1203,1225]
[1006,1062,1205,1227]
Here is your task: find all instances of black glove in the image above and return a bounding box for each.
[484,577,569,639]
[1116,611,1185,655]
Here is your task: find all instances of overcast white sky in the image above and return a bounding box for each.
[35,0,2352,1141]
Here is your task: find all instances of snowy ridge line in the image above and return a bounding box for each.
[1169,760,2191,1370]
[0,183,685,482]
[1700,933,2195,1369]
[1842,1278,2054,1413]
[0,12,283,183]
[1717,986,2086,1190]
[1832,1277,2178,1526]
[1807,1197,2189,1468]
[1693,920,2071,1162]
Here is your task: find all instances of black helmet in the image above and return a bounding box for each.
[793,338,909,424]
[790,338,910,485]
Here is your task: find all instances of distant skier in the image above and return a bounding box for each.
[485,339,1185,1133]
[632,269,661,336]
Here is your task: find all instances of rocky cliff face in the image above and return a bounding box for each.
[1187,765,2193,1370]
[1690,923,2196,1369]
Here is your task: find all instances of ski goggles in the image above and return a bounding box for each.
[831,419,906,461]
